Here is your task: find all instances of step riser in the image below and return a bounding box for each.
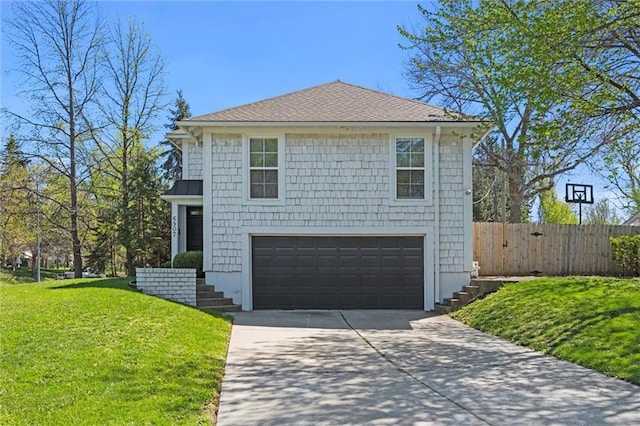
[195,281,242,312]
[200,306,241,313]
[454,291,473,304]
[462,285,480,297]
[197,298,236,307]
[197,291,224,298]
[441,279,512,314]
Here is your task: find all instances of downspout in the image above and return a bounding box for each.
[434,126,441,305]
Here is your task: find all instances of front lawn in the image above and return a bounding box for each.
[0,269,233,425]
[451,276,640,385]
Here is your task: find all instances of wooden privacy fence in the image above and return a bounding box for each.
[473,223,640,276]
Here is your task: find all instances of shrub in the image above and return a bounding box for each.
[172,251,204,278]
[610,235,640,276]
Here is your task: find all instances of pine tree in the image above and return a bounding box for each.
[160,90,192,183]
[0,136,33,270]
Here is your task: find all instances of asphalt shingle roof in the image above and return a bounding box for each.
[184,81,472,123]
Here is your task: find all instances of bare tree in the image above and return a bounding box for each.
[94,16,167,276]
[4,0,103,277]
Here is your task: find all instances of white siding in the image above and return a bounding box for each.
[204,130,471,308]
[209,133,443,268]
[438,134,466,273]
[186,144,203,179]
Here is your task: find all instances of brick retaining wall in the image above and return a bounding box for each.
[135,268,196,306]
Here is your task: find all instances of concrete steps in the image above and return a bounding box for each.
[196,278,241,313]
[435,278,520,314]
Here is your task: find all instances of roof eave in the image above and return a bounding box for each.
[165,132,201,150]
[160,194,204,203]
[176,120,486,129]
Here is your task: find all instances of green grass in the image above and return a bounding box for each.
[1,266,66,283]
[0,268,233,425]
[451,276,640,384]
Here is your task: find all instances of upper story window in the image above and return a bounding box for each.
[248,137,281,200]
[243,134,285,204]
[395,137,425,199]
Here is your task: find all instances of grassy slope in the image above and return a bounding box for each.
[451,276,640,385]
[0,271,232,425]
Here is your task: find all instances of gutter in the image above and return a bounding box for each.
[434,125,441,305]
[175,120,486,129]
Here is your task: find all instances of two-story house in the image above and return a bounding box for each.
[162,81,486,311]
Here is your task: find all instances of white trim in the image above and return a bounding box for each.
[202,133,213,272]
[171,203,179,262]
[160,195,203,205]
[241,233,252,310]
[200,125,481,136]
[389,134,434,206]
[433,126,441,302]
[424,232,436,310]
[240,226,436,311]
[242,133,286,206]
[165,132,198,150]
[180,121,484,129]
[463,137,474,271]
[179,205,187,254]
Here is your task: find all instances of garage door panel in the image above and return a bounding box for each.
[403,255,423,268]
[296,256,315,268]
[318,255,338,268]
[339,255,359,268]
[252,236,424,309]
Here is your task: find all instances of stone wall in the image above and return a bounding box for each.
[135,268,196,306]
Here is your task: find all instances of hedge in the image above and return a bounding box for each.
[172,251,204,278]
[610,235,640,276]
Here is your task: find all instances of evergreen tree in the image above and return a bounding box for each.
[160,90,192,183]
[0,136,33,270]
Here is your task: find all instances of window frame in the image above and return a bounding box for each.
[243,134,285,205]
[389,134,433,205]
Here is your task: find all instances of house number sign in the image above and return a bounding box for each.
[172,215,177,238]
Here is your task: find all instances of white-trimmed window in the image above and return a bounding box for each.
[249,137,279,198]
[244,135,285,203]
[395,137,425,199]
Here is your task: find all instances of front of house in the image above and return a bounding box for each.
[162,81,486,311]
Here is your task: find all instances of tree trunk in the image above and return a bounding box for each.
[508,175,524,223]
[69,91,83,279]
[126,251,136,277]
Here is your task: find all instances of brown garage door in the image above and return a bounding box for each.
[252,236,424,309]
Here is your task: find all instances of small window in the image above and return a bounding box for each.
[249,137,279,199]
[396,137,425,199]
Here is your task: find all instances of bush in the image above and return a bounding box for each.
[172,251,204,278]
[610,235,640,276]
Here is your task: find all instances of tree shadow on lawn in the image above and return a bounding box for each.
[1,267,65,284]
[48,278,135,292]
[49,278,233,320]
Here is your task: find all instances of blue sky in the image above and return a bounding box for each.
[0,1,623,217]
[2,0,424,133]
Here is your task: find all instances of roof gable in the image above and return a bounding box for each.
[183,81,474,123]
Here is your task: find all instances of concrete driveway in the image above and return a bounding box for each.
[217,311,640,425]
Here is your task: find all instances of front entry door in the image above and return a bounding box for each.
[186,207,203,251]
